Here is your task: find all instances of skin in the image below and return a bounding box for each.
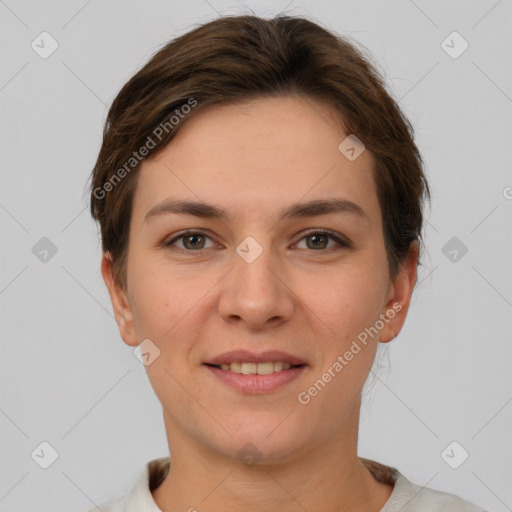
[102,96,418,511]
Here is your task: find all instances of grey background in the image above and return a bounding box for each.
[1,0,511,510]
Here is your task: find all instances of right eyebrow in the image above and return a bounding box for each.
[144,199,227,223]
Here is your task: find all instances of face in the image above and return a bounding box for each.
[103,96,417,464]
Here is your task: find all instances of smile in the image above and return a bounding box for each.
[203,362,308,393]
[208,361,303,375]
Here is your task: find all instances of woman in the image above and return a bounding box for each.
[87,14,489,512]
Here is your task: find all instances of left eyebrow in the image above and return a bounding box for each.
[278,198,368,223]
[144,197,369,224]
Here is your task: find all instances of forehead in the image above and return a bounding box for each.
[132,96,380,226]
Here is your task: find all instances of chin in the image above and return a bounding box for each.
[212,413,312,466]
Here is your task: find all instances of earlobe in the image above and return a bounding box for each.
[100,253,139,347]
[379,241,419,343]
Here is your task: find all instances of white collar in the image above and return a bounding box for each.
[118,456,484,512]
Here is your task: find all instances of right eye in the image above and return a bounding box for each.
[164,230,217,252]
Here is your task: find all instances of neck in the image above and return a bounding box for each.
[152,401,394,512]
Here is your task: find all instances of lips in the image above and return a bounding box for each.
[203,349,308,393]
[204,363,307,393]
[204,349,307,367]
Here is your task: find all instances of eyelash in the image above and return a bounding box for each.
[163,229,351,254]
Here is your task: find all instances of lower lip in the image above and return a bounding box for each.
[204,365,307,393]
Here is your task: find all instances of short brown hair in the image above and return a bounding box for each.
[89,14,430,288]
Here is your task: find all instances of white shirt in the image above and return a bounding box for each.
[88,457,490,512]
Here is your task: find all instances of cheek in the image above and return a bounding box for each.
[128,267,188,341]
[295,272,383,425]
[303,263,386,340]
[128,264,218,367]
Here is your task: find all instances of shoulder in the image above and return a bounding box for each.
[85,493,127,512]
[82,457,169,512]
[360,458,490,512]
[384,472,490,512]
[397,481,489,511]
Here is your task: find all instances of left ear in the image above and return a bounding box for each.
[379,241,419,343]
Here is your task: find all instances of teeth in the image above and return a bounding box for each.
[218,361,296,374]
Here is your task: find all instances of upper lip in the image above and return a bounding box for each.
[204,350,307,366]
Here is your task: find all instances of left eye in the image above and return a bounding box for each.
[164,230,348,252]
[295,231,348,250]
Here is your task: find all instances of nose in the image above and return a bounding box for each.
[217,243,295,330]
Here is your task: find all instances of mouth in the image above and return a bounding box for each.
[204,361,306,374]
[203,350,309,394]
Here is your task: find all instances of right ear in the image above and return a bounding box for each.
[101,252,139,347]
